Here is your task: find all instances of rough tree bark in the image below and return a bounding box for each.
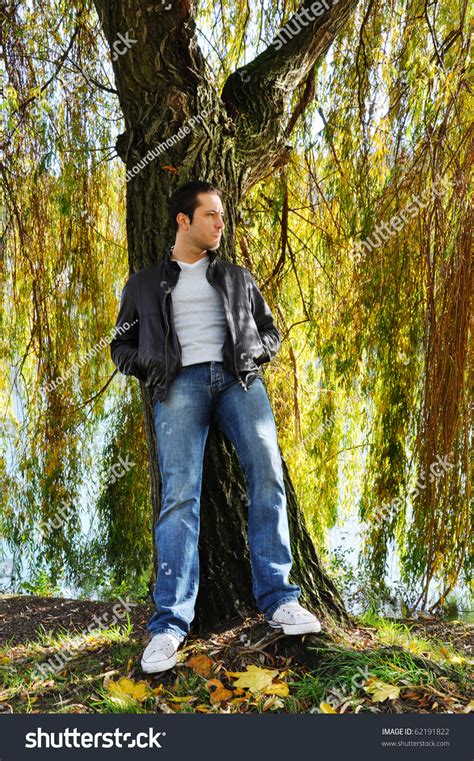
[93,0,358,632]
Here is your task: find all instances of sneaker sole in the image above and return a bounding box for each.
[140,652,177,673]
[268,620,322,635]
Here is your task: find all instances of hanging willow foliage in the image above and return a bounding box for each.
[0,0,471,610]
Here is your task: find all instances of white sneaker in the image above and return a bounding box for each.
[268,601,322,635]
[140,633,181,673]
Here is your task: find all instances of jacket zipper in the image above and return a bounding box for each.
[163,292,170,395]
[168,289,182,369]
[163,287,182,397]
[206,266,248,391]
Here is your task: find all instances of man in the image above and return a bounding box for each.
[110,180,321,674]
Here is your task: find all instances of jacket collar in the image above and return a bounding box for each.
[165,244,218,270]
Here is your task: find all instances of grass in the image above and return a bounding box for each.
[0,612,472,715]
[287,646,443,712]
[358,612,471,670]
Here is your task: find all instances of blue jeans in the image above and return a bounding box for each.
[147,361,301,642]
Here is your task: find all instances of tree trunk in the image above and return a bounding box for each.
[93,0,356,632]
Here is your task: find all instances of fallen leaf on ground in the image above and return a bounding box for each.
[262,681,289,697]
[167,695,197,703]
[187,654,213,677]
[227,665,279,693]
[229,697,247,706]
[205,678,233,704]
[227,664,288,697]
[319,702,337,713]
[364,678,401,702]
[106,677,153,703]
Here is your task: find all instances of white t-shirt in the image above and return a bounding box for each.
[171,254,227,366]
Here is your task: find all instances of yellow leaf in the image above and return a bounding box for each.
[179,643,196,655]
[114,677,135,692]
[364,678,400,702]
[227,665,279,693]
[262,681,289,697]
[449,656,465,664]
[320,701,337,713]
[229,697,247,706]
[0,657,11,664]
[167,695,196,703]
[106,677,153,703]
[463,700,474,713]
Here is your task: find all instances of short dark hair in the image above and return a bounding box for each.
[168,180,223,234]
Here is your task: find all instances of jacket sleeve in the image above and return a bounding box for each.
[110,275,147,382]
[245,268,282,364]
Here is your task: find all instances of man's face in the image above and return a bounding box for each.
[179,192,225,250]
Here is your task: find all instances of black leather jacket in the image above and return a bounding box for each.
[110,246,282,401]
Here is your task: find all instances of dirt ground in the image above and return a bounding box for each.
[0,594,151,647]
[1,593,472,655]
